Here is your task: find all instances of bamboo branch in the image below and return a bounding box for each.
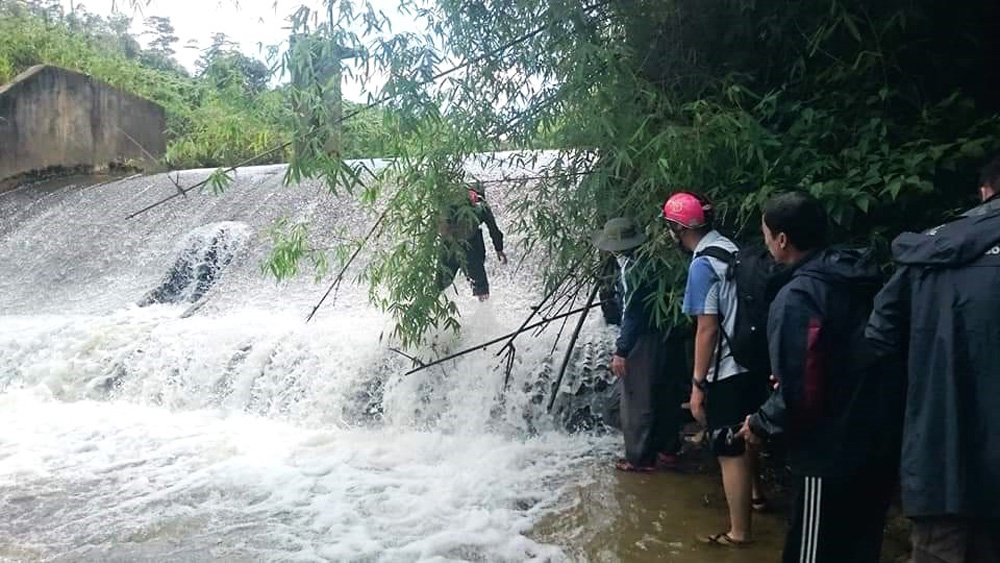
[168,172,186,199]
[497,255,592,393]
[535,265,598,334]
[116,126,160,165]
[403,302,604,377]
[305,207,388,323]
[389,347,425,368]
[547,283,600,412]
[496,255,584,359]
[476,170,594,186]
[549,278,587,356]
[125,141,291,220]
[303,183,404,322]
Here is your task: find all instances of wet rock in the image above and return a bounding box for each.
[138,222,250,307]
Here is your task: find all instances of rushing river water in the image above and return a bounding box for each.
[0,158,784,562]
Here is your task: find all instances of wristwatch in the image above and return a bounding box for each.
[692,377,707,391]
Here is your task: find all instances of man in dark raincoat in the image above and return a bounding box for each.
[866,155,1000,563]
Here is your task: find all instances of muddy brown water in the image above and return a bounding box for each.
[534,465,785,562]
[534,457,911,563]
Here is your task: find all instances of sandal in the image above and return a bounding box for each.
[697,532,753,548]
[615,458,656,473]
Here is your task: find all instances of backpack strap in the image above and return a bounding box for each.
[695,246,737,281]
[694,245,737,382]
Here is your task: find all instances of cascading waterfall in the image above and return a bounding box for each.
[0,156,621,562]
[136,221,251,309]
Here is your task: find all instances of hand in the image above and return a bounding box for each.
[689,386,707,425]
[736,415,761,446]
[497,250,509,265]
[770,374,780,391]
[611,354,627,378]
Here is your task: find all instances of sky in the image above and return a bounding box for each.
[61,0,424,102]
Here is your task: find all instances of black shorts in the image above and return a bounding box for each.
[705,372,768,432]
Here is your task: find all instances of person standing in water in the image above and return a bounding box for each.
[436,181,508,301]
[866,155,1000,563]
[739,192,897,562]
[662,191,768,547]
[593,217,683,472]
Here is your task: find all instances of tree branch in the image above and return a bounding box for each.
[547,283,600,412]
[403,301,604,377]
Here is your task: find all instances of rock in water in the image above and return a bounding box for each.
[138,222,250,307]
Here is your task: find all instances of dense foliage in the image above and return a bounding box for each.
[5,0,999,347]
[258,0,1000,345]
[0,0,394,168]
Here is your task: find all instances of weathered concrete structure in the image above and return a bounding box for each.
[0,65,166,188]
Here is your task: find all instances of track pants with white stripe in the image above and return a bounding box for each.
[783,471,893,563]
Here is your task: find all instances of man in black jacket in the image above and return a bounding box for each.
[436,182,508,300]
[866,155,1000,563]
[739,192,896,563]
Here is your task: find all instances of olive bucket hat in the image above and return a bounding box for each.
[592,217,647,252]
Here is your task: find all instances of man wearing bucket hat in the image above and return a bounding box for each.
[662,192,769,547]
[593,218,683,472]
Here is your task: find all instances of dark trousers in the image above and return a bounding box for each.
[910,517,1000,563]
[437,231,489,297]
[783,470,893,563]
[620,332,683,467]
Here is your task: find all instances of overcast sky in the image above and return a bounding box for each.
[61,0,425,102]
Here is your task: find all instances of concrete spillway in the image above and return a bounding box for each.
[0,157,627,561]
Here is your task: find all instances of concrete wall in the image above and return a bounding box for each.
[0,65,166,185]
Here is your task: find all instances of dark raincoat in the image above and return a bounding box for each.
[866,199,1000,518]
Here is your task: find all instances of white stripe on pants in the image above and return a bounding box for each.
[800,476,823,563]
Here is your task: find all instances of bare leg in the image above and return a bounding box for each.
[719,453,753,542]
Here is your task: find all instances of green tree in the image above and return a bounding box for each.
[260,0,999,346]
[138,15,183,73]
[195,32,269,95]
[143,15,177,57]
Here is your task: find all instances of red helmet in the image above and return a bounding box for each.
[661,192,713,229]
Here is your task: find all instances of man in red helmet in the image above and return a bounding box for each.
[662,192,768,547]
[437,182,508,301]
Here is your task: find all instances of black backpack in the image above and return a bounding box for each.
[833,278,905,475]
[694,244,785,377]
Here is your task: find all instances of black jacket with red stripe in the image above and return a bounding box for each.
[748,247,897,478]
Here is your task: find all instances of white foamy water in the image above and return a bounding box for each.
[0,157,619,562]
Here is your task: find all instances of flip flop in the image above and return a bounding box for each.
[697,532,753,548]
[615,458,656,473]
